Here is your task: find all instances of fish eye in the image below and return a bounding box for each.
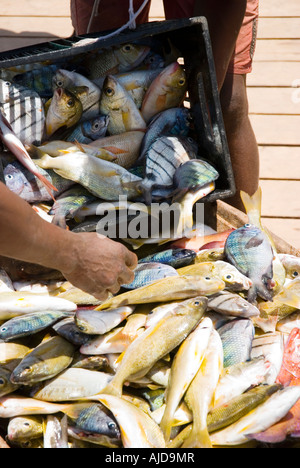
[56,80,64,87]
[0,326,7,332]
[0,378,5,385]
[292,271,299,277]
[194,301,200,306]
[178,78,186,86]
[122,44,133,52]
[225,274,232,280]
[23,422,31,427]
[204,276,211,280]
[5,174,13,180]
[105,87,115,97]
[244,223,251,228]
[67,98,75,107]
[24,366,31,371]
[93,122,100,130]
[108,421,117,429]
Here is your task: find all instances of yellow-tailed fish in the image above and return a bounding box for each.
[45,87,83,138]
[160,317,213,442]
[34,140,116,162]
[141,62,187,123]
[0,394,79,418]
[100,75,147,135]
[210,386,300,446]
[98,394,165,448]
[182,328,223,448]
[7,415,44,444]
[116,69,161,108]
[10,336,75,385]
[240,187,286,294]
[98,296,208,398]
[207,291,259,318]
[34,149,142,200]
[75,306,135,335]
[0,342,31,364]
[177,260,252,292]
[96,275,224,310]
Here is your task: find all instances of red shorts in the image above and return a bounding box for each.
[71,0,259,75]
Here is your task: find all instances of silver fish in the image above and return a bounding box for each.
[122,262,179,290]
[75,306,135,335]
[207,291,260,318]
[66,115,109,144]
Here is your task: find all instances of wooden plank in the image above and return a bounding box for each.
[1,0,71,16]
[257,17,300,39]
[250,115,300,145]
[261,217,300,250]
[0,17,73,37]
[259,0,300,17]
[248,87,300,115]
[254,39,300,62]
[259,146,300,179]
[259,180,300,218]
[247,62,300,87]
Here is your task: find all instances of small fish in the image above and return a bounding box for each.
[53,317,91,346]
[13,64,60,98]
[0,112,57,199]
[4,161,74,203]
[224,224,275,303]
[138,248,196,269]
[137,107,192,164]
[217,318,255,368]
[116,69,162,108]
[98,394,165,448]
[89,130,145,169]
[122,262,178,290]
[182,328,224,448]
[99,296,208,397]
[141,62,187,123]
[84,43,150,80]
[43,414,69,449]
[0,366,19,397]
[160,317,213,442]
[52,69,101,120]
[45,87,83,138]
[194,247,225,263]
[7,415,44,444]
[75,306,135,335]
[99,75,147,135]
[171,159,219,202]
[278,253,300,280]
[48,185,97,229]
[0,394,84,418]
[207,291,259,318]
[66,115,109,144]
[0,310,74,341]
[34,149,142,201]
[210,386,300,446]
[10,336,75,385]
[96,275,224,310]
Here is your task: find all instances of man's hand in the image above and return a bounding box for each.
[59,232,138,301]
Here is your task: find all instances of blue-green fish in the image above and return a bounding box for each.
[122,262,179,290]
[13,64,60,98]
[66,115,109,144]
[52,317,92,346]
[217,318,255,368]
[138,248,196,269]
[0,310,73,341]
[224,224,275,303]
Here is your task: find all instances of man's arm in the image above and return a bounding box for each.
[193,0,247,89]
[0,182,137,299]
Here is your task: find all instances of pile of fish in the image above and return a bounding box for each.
[0,39,220,237]
[0,181,300,448]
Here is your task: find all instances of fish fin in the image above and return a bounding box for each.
[98,380,123,398]
[74,140,86,153]
[182,426,212,449]
[240,187,262,228]
[276,289,300,309]
[247,283,273,304]
[61,402,93,420]
[102,146,128,155]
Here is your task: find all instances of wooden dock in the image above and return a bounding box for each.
[0,0,300,248]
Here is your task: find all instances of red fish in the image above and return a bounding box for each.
[171,229,234,252]
[0,112,57,200]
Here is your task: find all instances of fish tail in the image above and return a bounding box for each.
[247,282,273,304]
[181,425,212,449]
[240,187,262,227]
[35,171,58,201]
[98,378,123,398]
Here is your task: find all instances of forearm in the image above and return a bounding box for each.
[193,0,247,89]
[0,182,74,272]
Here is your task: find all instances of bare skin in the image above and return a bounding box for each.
[0,182,137,300]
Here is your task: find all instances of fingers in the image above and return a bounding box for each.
[124,249,138,270]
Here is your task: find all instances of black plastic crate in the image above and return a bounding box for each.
[0,17,235,203]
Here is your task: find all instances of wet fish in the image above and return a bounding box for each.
[207,291,259,318]
[224,224,275,303]
[34,149,142,201]
[160,317,213,442]
[218,318,255,368]
[4,160,74,203]
[0,342,31,364]
[99,75,147,135]
[96,275,224,310]
[84,43,150,80]
[0,112,57,199]
[98,394,165,448]
[122,262,178,290]
[53,317,92,346]
[116,69,162,108]
[195,247,225,263]
[0,310,74,341]
[52,69,101,120]
[182,328,224,448]
[0,366,19,397]
[141,62,187,123]
[7,415,44,444]
[99,296,208,397]
[45,87,83,138]
[12,64,60,98]
[138,248,196,269]
[43,414,69,448]
[278,253,300,280]
[10,336,75,385]
[66,115,109,144]
[0,394,77,418]
[250,332,285,385]
[75,306,135,335]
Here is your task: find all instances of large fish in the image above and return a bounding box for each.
[99,75,147,135]
[141,62,187,123]
[224,224,275,303]
[45,87,83,138]
[138,248,196,269]
[0,112,57,199]
[99,296,208,397]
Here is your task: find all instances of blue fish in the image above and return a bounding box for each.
[122,262,178,290]
[139,248,196,269]
[218,318,255,368]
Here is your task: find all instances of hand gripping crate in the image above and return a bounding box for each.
[0,17,235,203]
